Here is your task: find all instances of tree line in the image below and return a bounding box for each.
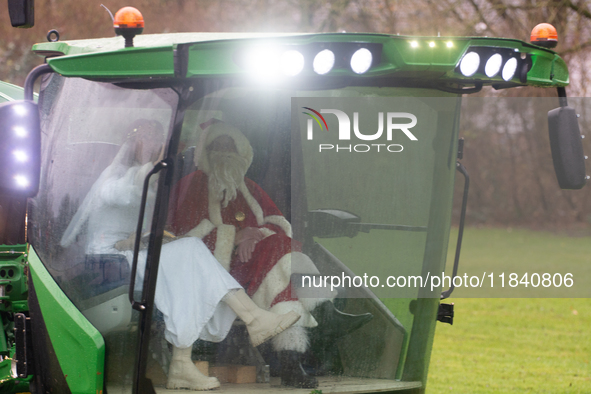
[2,0,591,228]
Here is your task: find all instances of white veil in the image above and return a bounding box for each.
[60,142,135,247]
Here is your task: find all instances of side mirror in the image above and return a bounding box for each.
[548,106,587,189]
[0,100,41,197]
[8,0,34,28]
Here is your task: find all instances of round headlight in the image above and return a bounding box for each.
[459,52,480,77]
[350,48,373,74]
[502,57,518,81]
[244,48,278,77]
[281,50,305,76]
[313,49,335,75]
[14,175,29,188]
[485,53,503,78]
[13,105,27,117]
[13,150,28,163]
[13,126,27,138]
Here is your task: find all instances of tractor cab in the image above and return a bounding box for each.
[0,6,586,394]
[30,70,428,393]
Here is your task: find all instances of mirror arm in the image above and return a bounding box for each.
[557,86,567,107]
[24,64,54,101]
[441,161,470,300]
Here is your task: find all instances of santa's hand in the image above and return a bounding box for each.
[234,227,264,245]
[236,238,257,262]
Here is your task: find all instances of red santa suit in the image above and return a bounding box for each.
[168,122,328,353]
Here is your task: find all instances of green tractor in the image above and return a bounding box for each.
[0,3,586,394]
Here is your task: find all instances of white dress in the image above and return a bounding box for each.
[61,145,240,348]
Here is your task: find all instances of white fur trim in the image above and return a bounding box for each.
[270,325,309,353]
[291,252,320,275]
[263,215,292,238]
[184,219,215,239]
[214,224,236,271]
[251,254,291,310]
[197,122,253,175]
[269,300,318,328]
[239,182,264,225]
[258,228,276,239]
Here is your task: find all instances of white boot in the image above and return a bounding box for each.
[166,346,220,391]
[223,289,300,347]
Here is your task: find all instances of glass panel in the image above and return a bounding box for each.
[292,95,460,382]
[162,85,459,391]
[29,75,177,392]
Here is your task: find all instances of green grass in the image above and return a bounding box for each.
[427,227,591,393]
[441,227,591,297]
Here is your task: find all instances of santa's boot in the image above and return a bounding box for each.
[279,350,319,388]
[223,289,300,347]
[311,301,373,342]
[166,346,220,391]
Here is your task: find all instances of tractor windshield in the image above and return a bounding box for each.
[29,75,461,392]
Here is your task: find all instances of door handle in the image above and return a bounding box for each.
[128,160,168,311]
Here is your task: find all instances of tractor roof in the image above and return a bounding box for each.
[32,32,568,88]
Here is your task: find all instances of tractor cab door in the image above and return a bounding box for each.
[168,84,461,392]
[28,74,178,393]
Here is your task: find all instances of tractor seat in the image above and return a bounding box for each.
[67,254,133,334]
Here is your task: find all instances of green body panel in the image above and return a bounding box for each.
[0,81,25,103]
[33,33,568,87]
[0,344,31,393]
[0,244,28,312]
[32,32,302,56]
[0,245,30,393]
[0,81,38,103]
[0,244,28,362]
[46,45,175,78]
[28,247,104,394]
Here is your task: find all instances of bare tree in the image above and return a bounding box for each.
[2,0,590,228]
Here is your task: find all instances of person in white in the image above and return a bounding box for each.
[60,120,299,391]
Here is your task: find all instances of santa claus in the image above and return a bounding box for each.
[168,120,372,388]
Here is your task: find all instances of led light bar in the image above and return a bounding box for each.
[234,42,382,77]
[455,46,532,83]
[0,100,41,197]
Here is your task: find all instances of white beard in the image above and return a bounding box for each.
[208,151,249,208]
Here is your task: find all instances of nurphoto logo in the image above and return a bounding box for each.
[302,107,418,153]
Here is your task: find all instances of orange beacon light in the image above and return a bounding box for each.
[530,23,558,48]
[114,7,144,48]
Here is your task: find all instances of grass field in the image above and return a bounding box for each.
[427,227,591,393]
